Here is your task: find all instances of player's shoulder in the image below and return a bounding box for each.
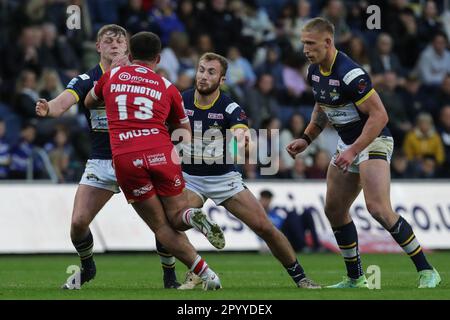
[219,92,242,115]
[182,87,196,101]
[335,51,369,85]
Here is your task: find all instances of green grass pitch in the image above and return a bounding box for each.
[0,252,448,300]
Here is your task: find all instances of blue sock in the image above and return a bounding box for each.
[389,216,432,272]
[332,221,364,279]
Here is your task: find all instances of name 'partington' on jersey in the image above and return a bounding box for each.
[110,84,162,100]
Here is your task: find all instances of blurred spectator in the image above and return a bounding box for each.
[437,105,450,177]
[149,0,185,46]
[88,0,121,36]
[282,0,311,51]
[14,69,40,121]
[378,71,412,144]
[197,0,243,56]
[280,113,306,171]
[370,33,404,80]
[177,0,200,39]
[119,0,161,35]
[38,69,65,102]
[347,34,371,73]
[416,154,439,178]
[305,149,330,179]
[175,71,194,92]
[281,53,308,105]
[226,46,256,102]
[254,44,286,97]
[44,125,75,183]
[40,22,80,80]
[0,117,11,179]
[258,190,321,252]
[245,73,279,130]
[394,7,422,70]
[403,112,445,167]
[257,117,283,178]
[195,33,215,56]
[159,31,193,83]
[391,150,416,179]
[398,72,435,123]
[418,0,444,47]
[417,31,450,86]
[321,0,352,49]
[4,26,44,93]
[9,122,44,180]
[434,74,450,118]
[239,0,276,58]
[290,157,307,180]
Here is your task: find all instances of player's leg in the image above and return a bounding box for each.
[153,155,225,250]
[222,189,320,288]
[324,164,368,288]
[359,159,440,288]
[153,185,205,289]
[159,191,225,250]
[63,184,114,289]
[131,195,221,290]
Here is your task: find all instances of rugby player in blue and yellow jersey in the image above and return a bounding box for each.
[177,53,320,289]
[287,17,441,288]
[35,25,180,289]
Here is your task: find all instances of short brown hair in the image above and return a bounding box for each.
[199,52,228,77]
[302,17,335,35]
[96,24,127,42]
[130,32,161,62]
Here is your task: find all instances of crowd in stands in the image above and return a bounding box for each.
[1,0,450,182]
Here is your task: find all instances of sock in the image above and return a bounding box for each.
[332,221,364,279]
[285,259,306,284]
[190,255,213,280]
[389,216,432,272]
[155,238,176,279]
[181,208,194,227]
[72,230,95,270]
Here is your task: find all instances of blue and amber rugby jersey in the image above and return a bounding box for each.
[181,88,248,176]
[66,63,112,159]
[307,51,391,145]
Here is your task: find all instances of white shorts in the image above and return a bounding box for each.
[182,171,246,205]
[331,136,394,173]
[79,159,121,193]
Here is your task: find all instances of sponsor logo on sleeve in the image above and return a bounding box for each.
[343,68,365,85]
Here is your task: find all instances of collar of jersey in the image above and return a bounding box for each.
[99,62,105,74]
[319,50,338,76]
[194,91,221,110]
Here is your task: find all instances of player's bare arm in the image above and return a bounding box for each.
[334,91,388,170]
[84,88,103,109]
[286,103,328,158]
[35,90,77,118]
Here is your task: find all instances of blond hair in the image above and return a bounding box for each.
[96,24,127,42]
[302,17,335,35]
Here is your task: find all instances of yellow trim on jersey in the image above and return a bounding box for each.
[230,124,249,130]
[66,89,80,102]
[194,91,220,110]
[355,88,375,106]
[319,50,338,76]
[99,62,105,74]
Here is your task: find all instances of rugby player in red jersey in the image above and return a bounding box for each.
[85,31,224,290]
